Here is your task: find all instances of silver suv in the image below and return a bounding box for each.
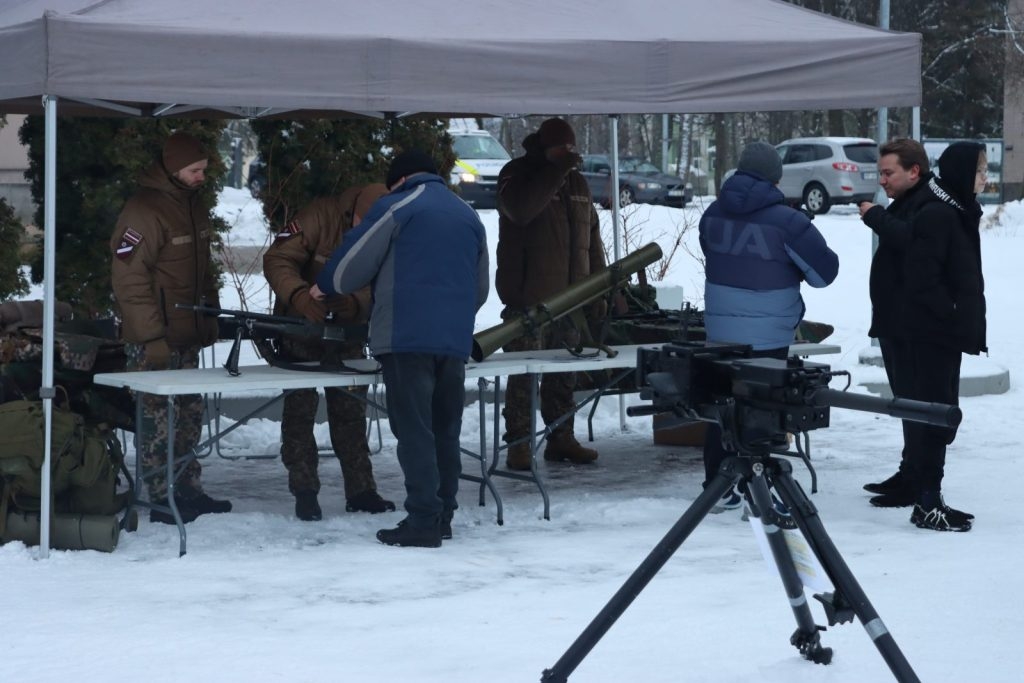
[774,137,878,214]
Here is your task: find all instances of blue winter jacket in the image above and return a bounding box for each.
[316,174,489,359]
[699,171,838,350]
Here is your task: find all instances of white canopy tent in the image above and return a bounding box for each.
[0,0,921,555]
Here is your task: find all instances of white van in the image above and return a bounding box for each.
[448,129,511,210]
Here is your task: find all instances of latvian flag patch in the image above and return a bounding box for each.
[116,227,143,260]
[275,219,302,241]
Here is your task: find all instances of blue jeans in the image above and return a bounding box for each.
[379,353,466,528]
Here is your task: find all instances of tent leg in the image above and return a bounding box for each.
[38,94,59,559]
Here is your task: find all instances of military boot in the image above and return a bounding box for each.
[295,491,323,521]
[505,442,534,471]
[544,435,598,464]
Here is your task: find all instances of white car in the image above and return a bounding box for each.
[774,136,879,214]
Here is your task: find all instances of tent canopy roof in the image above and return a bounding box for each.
[0,0,921,118]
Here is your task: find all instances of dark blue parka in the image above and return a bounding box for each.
[699,171,839,350]
[317,174,489,359]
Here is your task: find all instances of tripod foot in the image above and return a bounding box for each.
[791,627,833,665]
[814,591,856,625]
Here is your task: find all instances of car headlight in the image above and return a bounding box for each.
[637,182,662,190]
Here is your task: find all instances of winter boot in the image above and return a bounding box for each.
[544,435,598,464]
[376,519,442,548]
[149,499,201,525]
[346,490,396,514]
[187,493,233,515]
[505,442,534,471]
[869,491,915,508]
[441,511,454,541]
[863,471,908,495]
[295,491,323,521]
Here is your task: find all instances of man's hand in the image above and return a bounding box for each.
[326,294,360,321]
[291,288,327,323]
[858,201,877,218]
[309,283,326,300]
[144,338,172,369]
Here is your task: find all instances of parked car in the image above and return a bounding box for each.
[773,137,879,214]
[448,129,511,210]
[580,154,693,208]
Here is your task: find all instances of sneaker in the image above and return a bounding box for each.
[346,490,396,514]
[711,484,743,514]
[869,490,915,508]
[295,492,322,521]
[377,519,442,548]
[910,500,972,532]
[863,471,906,495]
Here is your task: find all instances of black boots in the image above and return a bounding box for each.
[346,490,396,514]
[376,519,442,548]
[149,493,233,525]
[864,471,915,508]
[295,492,323,521]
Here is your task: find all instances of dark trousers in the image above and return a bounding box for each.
[379,353,466,529]
[890,340,962,495]
[702,346,790,488]
[878,336,913,477]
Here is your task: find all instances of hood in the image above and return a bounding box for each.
[137,161,195,197]
[937,141,985,207]
[717,171,785,215]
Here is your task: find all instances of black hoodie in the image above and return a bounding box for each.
[902,142,987,354]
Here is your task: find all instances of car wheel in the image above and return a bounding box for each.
[802,182,831,215]
[619,186,635,207]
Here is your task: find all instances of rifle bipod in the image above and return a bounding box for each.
[540,453,921,683]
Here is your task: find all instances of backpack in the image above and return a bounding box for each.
[0,400,130,534]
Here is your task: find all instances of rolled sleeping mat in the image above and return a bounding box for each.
[2,512,120,552]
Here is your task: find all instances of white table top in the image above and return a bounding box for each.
[92,343,840,396]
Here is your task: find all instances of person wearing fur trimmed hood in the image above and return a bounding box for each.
[899,141,988,532]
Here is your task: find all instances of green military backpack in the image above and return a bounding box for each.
[0,400,130,532]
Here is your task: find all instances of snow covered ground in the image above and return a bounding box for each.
[4,189,1022,682]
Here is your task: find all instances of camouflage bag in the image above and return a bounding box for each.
[0,400,129,534]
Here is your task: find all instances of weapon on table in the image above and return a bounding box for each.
[177,305,367,376]
[471,242,663,362]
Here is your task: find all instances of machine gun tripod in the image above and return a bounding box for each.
[541,343,961,683]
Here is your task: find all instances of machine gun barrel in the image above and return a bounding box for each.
[471,243,663,361]
[813,388,961,428]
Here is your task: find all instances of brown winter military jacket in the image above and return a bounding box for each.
[262,185,377,325]
[110,163,219,348]
[496,133,605,314]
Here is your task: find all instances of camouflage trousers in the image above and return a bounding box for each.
[125,343,204,502]
[277,336,377,499]
[502,320,580,444]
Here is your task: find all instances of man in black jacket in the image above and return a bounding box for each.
[857,139,932,508]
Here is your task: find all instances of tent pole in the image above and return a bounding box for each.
[38,94,58,559]
[608,115,626,430]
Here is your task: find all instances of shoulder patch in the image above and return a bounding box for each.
[115,227,143,260]
[275,219,302,242]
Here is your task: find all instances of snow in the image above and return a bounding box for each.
[4,189,1023,683]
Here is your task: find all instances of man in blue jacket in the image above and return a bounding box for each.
[699,141,839,510]
[313,150,490,547]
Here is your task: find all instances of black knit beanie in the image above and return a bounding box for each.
[386,150,438,189]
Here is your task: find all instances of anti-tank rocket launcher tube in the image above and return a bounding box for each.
[471,242,663,362]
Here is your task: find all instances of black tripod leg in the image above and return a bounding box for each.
[745,468,831,665]
[540,473,737,683]
[771,463,922,683]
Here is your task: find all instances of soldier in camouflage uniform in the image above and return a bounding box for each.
[110,132,232,524]
[496,118,607,471]
[263,183,395,521]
